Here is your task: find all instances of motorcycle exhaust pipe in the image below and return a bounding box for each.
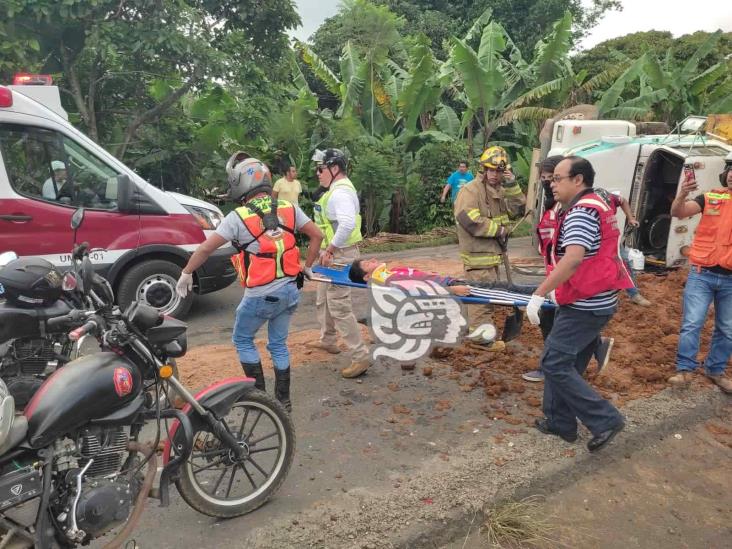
[102,442,157,549]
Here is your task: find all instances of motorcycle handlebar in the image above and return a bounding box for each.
[69,319,98,341]
[46,309,93,329]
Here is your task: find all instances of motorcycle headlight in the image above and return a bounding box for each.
[184,205,223,230]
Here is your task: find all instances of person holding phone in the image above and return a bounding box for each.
[668,163,732,393]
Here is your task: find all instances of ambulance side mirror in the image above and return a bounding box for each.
[116,174,135,213]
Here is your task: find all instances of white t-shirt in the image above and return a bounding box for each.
[325,178,360,248]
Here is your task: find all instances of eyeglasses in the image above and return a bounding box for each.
[551,174,574,183]
[316,165,325,174]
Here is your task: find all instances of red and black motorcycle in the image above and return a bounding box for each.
[0,297,295,547]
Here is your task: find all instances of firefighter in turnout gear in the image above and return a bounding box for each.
[175,152,323,412]
[310,148,372,378]
[454,146,526,347]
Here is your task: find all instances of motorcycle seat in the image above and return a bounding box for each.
[0,415,28,456]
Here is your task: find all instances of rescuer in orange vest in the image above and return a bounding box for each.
[176,152,323,411]
[668,163,732,394]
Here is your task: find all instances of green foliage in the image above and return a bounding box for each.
[350,140,400,236]
[407,142,468,233]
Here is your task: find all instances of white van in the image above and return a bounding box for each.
[0,80,236,318]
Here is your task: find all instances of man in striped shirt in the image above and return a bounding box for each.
[526,156,627,453]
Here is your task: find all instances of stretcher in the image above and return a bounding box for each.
[311,265,556,309]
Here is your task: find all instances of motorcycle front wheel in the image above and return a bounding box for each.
[175,389,295,518]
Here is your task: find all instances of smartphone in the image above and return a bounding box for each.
[682,163,698,191]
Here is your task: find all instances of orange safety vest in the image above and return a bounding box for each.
[230,198,301,288]
[688,188,732,270]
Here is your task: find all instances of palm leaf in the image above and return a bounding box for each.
[295,40,341,97]
[531,11,573,82]
[450,37,492,113]
[707,79,732,112]
[477,21,507,71]
[581,61,631,94]
[507,77,565,110]
[336,48,369,118]
[289,52,310,92]
[463,6,493,43]
[596,54,647,116]
[615,89,668,110]
[434,104,461,137]
[398,50,436,130]
[643,55,668,90]
[680,30,722,81]
[386,59,408,81]
[497,107,557,127]
[689,62,729,95]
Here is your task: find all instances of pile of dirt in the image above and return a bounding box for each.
[430,269,727,414]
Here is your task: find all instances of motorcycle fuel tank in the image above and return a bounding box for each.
[24,352,142,448]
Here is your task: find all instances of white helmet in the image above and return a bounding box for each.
[225,151,272,202]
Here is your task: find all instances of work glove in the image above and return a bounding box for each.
[303,266,314,280]
[176,271,193,298]
[526,294,545,325]
[496,225,509,250]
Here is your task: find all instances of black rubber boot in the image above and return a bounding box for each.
[274,368,291,413]
[241,362,265,391]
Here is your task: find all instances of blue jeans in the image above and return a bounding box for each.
[232,282,300,371]
[619,247,639,298]
[676,269,732,375]
[541,306,624,437]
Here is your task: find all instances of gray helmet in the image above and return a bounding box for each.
[225,151,272,202]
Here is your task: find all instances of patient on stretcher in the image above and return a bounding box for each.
[348,258,539,297]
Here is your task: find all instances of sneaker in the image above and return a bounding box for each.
[630,294,651,307]
[522,370,544,382]
[307,341,341,354]
[595,337,614,373]
[706,374,732,394]
[668,371,693,386]
[341,358,371,378]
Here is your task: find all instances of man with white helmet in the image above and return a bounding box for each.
[176,152,323,412]
[42,160,69,200]
[310,148,371,378]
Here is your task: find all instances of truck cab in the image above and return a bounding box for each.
[0,81,236,318]
[535,117,732,268]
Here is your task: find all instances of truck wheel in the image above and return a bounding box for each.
[117,259,194,319]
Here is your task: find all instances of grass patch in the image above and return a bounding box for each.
[479,496,561,548]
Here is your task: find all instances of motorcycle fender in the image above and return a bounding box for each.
[162,376,255,465]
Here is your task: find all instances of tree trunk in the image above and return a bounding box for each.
[60,41,98,142]
[114,73,198,160]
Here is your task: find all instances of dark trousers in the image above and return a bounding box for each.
[541,306,624,437]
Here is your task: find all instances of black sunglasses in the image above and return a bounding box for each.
[316,165,326,174]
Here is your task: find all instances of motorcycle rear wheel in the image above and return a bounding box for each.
[175,388,295,518]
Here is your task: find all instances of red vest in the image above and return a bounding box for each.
[230,199,301,288]
[537,203,561,261]
[548,191,634,305]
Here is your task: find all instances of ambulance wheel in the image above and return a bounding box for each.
[117,259,194,319]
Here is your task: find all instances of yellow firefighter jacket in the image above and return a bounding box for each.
[454,178,526,269]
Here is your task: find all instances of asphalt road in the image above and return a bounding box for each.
[93,239,542,548]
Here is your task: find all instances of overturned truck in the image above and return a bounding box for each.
[532,113,732,269]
